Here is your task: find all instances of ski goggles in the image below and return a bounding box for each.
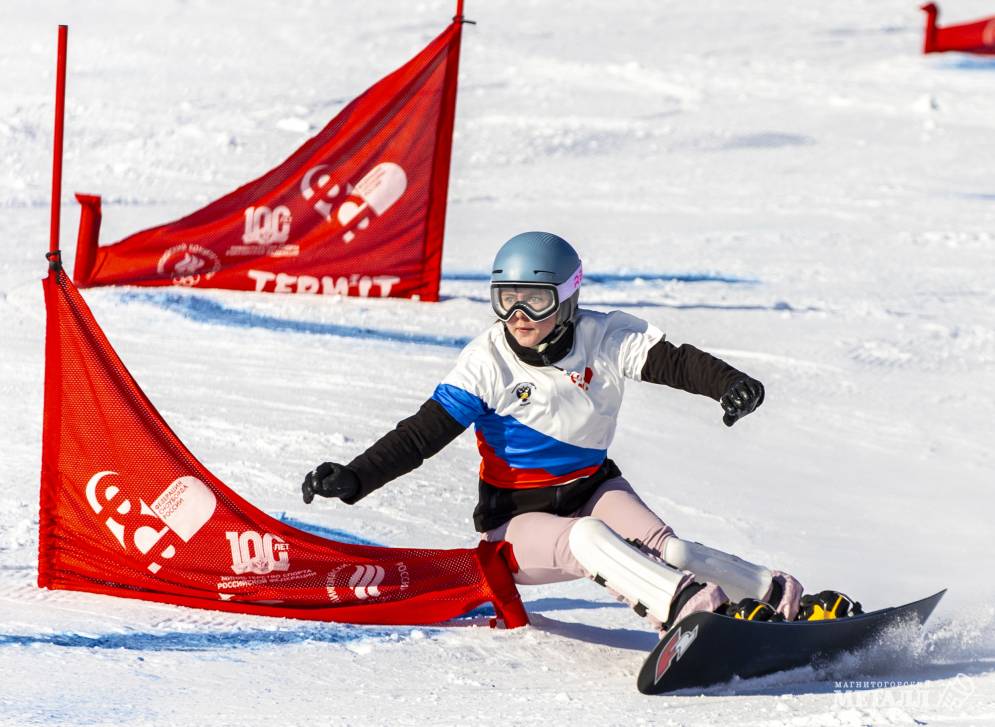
[490,264,583,322]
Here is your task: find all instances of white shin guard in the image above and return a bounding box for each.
[661,538,772,603]
[568,517,688,623]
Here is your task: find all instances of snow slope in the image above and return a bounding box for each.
[2,0,995,724]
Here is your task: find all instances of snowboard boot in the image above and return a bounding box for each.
[796,590,863,621]
[664,581,729,631]
[765,570,803,621]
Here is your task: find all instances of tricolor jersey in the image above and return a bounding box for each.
[431,309,664,489]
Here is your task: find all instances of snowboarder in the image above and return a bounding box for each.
[301,231,824,631]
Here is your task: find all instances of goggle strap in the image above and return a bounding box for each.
[555,263,583,303]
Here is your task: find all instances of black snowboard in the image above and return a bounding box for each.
[637,589,945,695]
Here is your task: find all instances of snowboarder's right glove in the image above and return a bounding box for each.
[720,376,765,427]
[302,462,360,505]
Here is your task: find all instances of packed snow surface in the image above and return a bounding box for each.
[2,1,995,724]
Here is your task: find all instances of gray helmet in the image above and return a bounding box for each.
[490,231,583,326]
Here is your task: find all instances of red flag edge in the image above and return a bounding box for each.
[476,539,529,628]
[922,3,939,53]
[419,18,465,302]
[37,272,64,588]
[72,193,101,287]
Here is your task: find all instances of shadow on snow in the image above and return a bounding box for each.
[118,291,472,349]
[117,272,804,345]
[0,624,420,652]
[273,513,384,547]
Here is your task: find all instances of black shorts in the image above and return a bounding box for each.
[472,459,622,532]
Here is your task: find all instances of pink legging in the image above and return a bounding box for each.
[481,476,675,586]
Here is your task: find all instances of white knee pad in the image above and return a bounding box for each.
[568,517,687,623]
[662,538,772,603]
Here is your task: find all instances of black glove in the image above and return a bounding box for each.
[720,376,765,427]
[301,462,361,504]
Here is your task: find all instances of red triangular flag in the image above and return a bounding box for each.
[922,3,995,55]
[39,269,527,627]
[73,19,463,301]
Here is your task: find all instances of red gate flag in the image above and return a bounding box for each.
[39,268,528,628]
[921,3,995,55]
[72,15,464,301]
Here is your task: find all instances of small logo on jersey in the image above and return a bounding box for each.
[514,382,535,406]
[566,367,594,391]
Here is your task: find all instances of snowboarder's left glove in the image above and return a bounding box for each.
[302,462,360,504]
[720,376,765,427]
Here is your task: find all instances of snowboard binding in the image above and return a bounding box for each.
[725,597,782,622]
[796,590,863,621]
[723,589,863,623]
